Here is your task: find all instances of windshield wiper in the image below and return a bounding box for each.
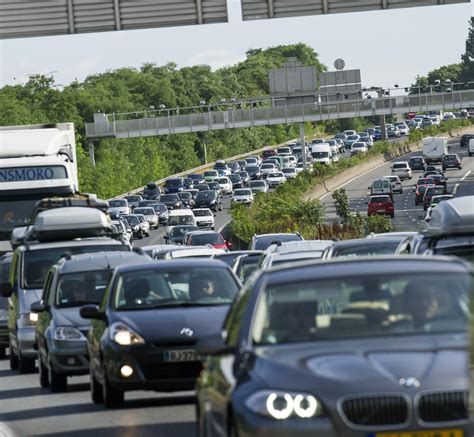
[118,301,229,311]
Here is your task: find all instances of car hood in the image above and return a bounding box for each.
[115,305,229,343]
[53,307,91,329]
[251,334,468,395]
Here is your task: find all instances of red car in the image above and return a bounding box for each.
[261,149,277,160]
[183,230,231,251]
[367,195,395,218]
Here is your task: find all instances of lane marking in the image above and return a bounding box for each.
[453,183,460,195]
[453,170,471,195]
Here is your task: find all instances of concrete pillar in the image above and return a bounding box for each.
[300,123,307,170]
[88,143,96,166]
[380,115,388,141]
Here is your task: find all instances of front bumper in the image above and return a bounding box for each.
[49,340,89,375]
[104,342,203,392]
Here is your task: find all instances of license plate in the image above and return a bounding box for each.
[377,209,387,213]
[163,349,202,362]
[373,429,463,437]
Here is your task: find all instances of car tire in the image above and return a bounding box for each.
[391,213,395,218]
[90,371,104,404]
[48,360,67,392]
[38,354,49,388]
[18,353,35,374]
[9,341,18,370]
[218,204,223,212]
[102,375,124,408]
[0,347,5,359]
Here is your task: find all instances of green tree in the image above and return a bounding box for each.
[462,17,474,83]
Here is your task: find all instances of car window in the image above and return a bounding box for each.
[56,270,112,308]
[251,272,469,345]
[23,245,128,289]
[113,267,239,310]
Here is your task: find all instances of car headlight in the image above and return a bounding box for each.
[109,322,145,346]
[245,390,323,420]
[20,312,38,327]
[54,326,86,341]
[133,225,140,231]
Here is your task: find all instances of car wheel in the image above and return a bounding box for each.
[219,204,223,212]
[9,341,18,370]
[102,375,124,408]
[90,371,104,404]
[391,213,395,219]
[18,353,36,374]
[0,347,5,359]
[38,354,49,388]
[48,359,67,392]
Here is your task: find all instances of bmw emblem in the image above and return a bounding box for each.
[399,377,420,388]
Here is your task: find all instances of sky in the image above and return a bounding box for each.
[0,0,472,91]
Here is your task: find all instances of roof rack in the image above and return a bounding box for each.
[12,207,115,247]
[29,193,109,223]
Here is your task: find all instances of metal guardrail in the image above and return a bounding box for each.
[109,136,303,199]
[86,89,474,140]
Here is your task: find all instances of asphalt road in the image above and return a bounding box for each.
[0,198,236,437]
[2,135,473,436]
[321,136,474,232]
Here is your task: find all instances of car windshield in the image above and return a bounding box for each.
[333,241,400,257]
[55,270,112,308]
[193,209,212,217]
[151,204,167,213]
[178,192,191,200]
[261,164,275,169]
[136,215,146,223]
[124,215,139,226]
[134,208,154,215]
[251,272,469,345]
[170,226,198,237]
[23,245,128,289]
[348,135,358,140]
[0,197,41,237]
[370,196,390,203]
[313,152,329,158]
[109,200,127,207]
[160,194,178,202]
[254,234,302,250]
[393,163,407,169]
[246,166,259,173]
[168,215,194,226]
[126,196,141,202]
[250,181,265,187]
[190,233,224,245]
[229,175,241,181]
[196,191,216,201]
[165,179,183,187]
[113,267,239,309]
[204,171,218,177]
[234,189,251,196]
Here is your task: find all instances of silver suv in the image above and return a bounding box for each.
[391,161,412,180]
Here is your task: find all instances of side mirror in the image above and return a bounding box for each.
[80,305,106,321]
[226,241,232,249]
[31,300,46,313]
[365,202,369,205]
[164,235,169,242]
[0,282,13,298]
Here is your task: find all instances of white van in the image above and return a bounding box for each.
[468,139,474,157]
[311,143,332,165]
[369,178,393,199]
[165,209,197,235]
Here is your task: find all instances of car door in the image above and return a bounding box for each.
[36,268,56,363]
[88,277,112,383]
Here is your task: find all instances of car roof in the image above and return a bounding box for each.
[186,230,220,236]
[57,251,149,274]
[20,238,126,252]
[115,258,229,274]
[332,237,402,248]
[264,255,471,281]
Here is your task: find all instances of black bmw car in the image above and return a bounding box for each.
[196,257,471,436]
[81,259,241,408]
